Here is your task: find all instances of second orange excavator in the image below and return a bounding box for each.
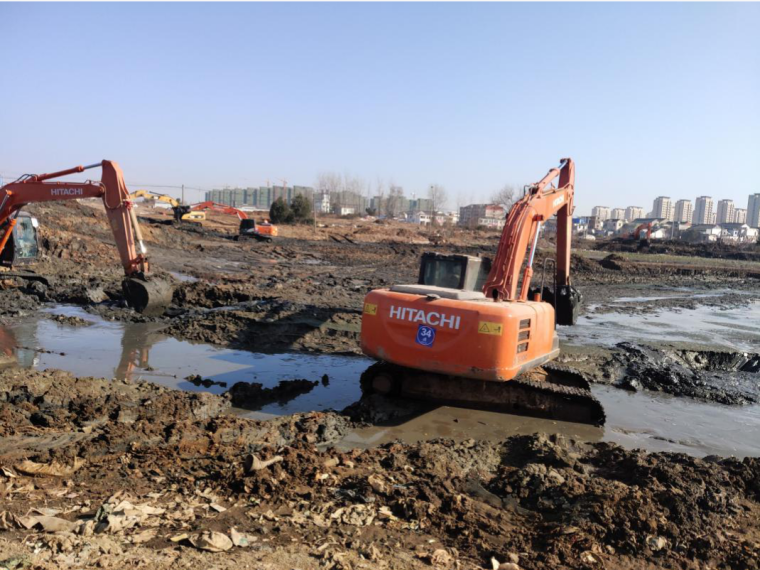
[360,158,604,425]
[191,201,278,243]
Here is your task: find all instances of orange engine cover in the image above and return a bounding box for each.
[360,289,559,381]
[257,224,278,236]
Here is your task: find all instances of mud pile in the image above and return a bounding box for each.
[612,343,760,404]
[559,342,760,405]
[0,369,758,569]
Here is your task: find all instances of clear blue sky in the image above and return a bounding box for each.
[1,2,758,215]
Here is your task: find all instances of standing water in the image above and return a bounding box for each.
[1,303,758,458]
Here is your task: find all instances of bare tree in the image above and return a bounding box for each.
[428,184,448,225]
[491,184,517,210]
[385,184,404,218]
[315,172,342,194]
[428,184,448,210]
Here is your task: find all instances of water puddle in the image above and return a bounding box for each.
[563,300,760,352]
[339,386,760,459]
[0,304,758,458]
[610,288,736,304]
[168,271,198,283]
[4,306,368,416]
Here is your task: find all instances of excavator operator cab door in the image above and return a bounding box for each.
[1,213,40,267]
[418,253,491,292]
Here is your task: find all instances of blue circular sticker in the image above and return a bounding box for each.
[416,325,436,347]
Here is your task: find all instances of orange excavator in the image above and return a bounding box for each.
[0,161,173,315]
[360,158,604,425]
[191,201,278,243]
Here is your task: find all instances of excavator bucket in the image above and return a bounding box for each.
[122,277,173,316]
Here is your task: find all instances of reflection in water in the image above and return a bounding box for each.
[0,325,18,368]
[114,322,168,380]
[4,306,370,413]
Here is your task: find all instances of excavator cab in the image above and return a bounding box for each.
[418,253,491,291]
[238,219,275,243]
[1,212,39,267]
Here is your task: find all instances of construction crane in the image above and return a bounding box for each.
[360,158,604,425]
[129,190,205,224]
[0,161,173,315]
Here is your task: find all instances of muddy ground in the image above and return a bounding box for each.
[0,369,758,570]
[0,201,759,568]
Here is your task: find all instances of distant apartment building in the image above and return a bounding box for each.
[205,185,314,209]
[603,219,625,234]
[716,199,735,224]
[611,208,626,220]
[748,194,760,228]
[370,194,410,217]
[410,211,459,226]
[408,198,434,213]
[591,206,610,221]
[673,200,693,223]
[588,216,604,232]
[652,197,673,221]
[734,208,747,225]
[625,206,644,221]
[459,204,507,229]
[331,190,368,215]
[693,196,714,225]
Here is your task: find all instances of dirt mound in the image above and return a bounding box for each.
[560,342,760,405]
[599,253,628,271]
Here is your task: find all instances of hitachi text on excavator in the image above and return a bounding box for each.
[360,158,605,425]
[0,161,173,315]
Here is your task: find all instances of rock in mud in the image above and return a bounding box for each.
[227,378,319,409]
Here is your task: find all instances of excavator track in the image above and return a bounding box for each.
[361,362,606,426]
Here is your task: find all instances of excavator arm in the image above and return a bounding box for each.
[0,161,171,314]
[482,158,580,324]
[191,201,248,220]
[484,159,574,297]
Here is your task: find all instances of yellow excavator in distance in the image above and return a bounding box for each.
[129,190,205,224]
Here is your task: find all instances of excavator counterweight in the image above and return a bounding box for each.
[360,159,604,425]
